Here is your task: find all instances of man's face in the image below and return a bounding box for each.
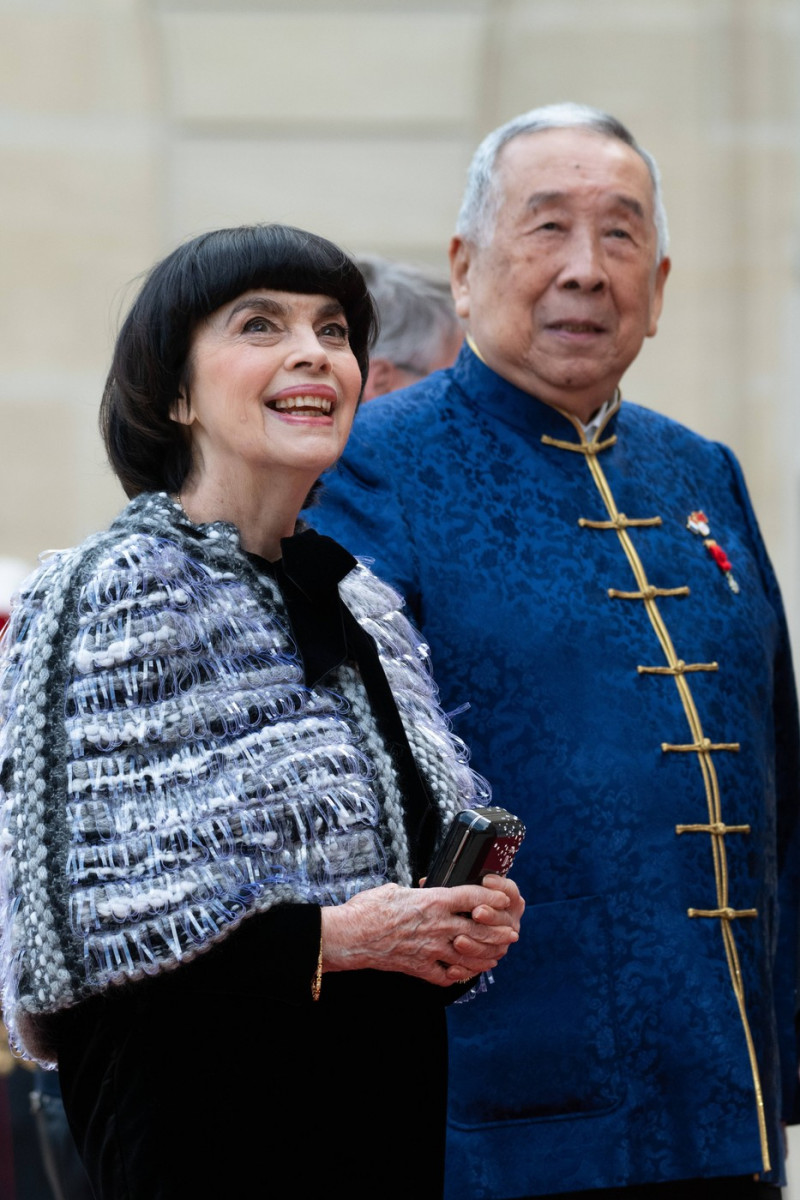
[450,127,670,421]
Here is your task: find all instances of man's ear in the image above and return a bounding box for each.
[169,391,194,426]
[364,358,395,401]
[449,236,472,321]
[647,256,671,339]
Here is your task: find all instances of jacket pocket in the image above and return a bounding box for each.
[447,893,621,1126]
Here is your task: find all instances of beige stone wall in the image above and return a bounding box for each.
[1,0,799,607]
[0,0,162,564]
[2,0,800,1185]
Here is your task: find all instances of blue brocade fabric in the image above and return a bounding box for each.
[311,344,800,1196]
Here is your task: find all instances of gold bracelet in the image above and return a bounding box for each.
[311,935,323,1002]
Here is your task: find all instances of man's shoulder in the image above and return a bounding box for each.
[619,398,730,459]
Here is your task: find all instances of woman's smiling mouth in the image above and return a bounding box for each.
[269,394,334,414]
[266,382,339,416]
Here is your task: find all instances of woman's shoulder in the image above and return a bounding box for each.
[2,493,246,665]
[100,492,241,571]
[338,557,435,684]
[10,494,185,599]
[338,555,406,621]
[69,492,242,593]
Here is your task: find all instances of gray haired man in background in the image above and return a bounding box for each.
[356,254,463,400]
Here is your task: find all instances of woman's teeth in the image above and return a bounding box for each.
[271,395,333,414]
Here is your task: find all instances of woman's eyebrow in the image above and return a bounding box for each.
[314,298,347,321]
[224,296,346,326]
[224,296,286,325]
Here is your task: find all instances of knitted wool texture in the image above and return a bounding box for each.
[0,493,484,1063]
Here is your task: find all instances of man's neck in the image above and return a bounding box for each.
[465,334,620,437]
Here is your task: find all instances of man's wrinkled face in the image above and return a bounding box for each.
[450,127,670,422]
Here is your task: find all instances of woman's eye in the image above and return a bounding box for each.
[319,322,349,341]
[242,316,274,333]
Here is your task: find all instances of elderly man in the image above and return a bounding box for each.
[313,104,800,1198]
[356,254,463,399]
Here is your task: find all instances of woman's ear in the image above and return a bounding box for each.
[169,391,194,427]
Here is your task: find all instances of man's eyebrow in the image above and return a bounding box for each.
[524,191,647,221]
[611,194,646,221]
[525,191,568,213]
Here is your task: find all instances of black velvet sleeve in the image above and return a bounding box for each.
[135,903,323,1008]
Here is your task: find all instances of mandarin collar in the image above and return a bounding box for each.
[450,341,621,444]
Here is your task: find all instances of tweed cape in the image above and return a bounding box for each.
[0,492,482,1064]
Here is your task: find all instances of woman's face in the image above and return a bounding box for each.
[173,289,364,489]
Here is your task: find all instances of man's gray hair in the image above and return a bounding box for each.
[357,255,461,375]
[455,102,670,261]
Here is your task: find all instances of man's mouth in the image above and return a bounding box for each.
[268,395,334,415]
[548,320,605,334]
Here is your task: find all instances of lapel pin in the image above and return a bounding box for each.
[686,511,740,593]
[703,539,740,593]
[686,510,710,536]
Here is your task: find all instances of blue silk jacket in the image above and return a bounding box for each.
[312,344,800,1196]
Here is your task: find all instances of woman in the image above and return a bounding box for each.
[0,225,523,1199]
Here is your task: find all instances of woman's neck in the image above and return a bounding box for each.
[177,472,310,561]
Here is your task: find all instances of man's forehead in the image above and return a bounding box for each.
[497,127,653,200]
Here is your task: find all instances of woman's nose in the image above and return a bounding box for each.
[286,326,332,370]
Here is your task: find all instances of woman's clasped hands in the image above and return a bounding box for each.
[321,875,525,986]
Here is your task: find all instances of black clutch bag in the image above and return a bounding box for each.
[424,806,525,888]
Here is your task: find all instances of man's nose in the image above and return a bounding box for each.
[559,229,607,292]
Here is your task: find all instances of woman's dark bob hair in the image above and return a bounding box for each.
[100,224,377,499]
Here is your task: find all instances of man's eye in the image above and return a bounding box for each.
[537,221,561,232]
[608,228,631,240]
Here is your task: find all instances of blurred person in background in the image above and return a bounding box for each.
[0,560,30,635]
[357,254,463,400]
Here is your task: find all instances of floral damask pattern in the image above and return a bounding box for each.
[313,345,800,1196]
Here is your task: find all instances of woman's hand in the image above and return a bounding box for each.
[321,875,524,987]
[449,874,525,974]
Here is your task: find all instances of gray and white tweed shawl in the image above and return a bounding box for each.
[0,492,486,1063]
